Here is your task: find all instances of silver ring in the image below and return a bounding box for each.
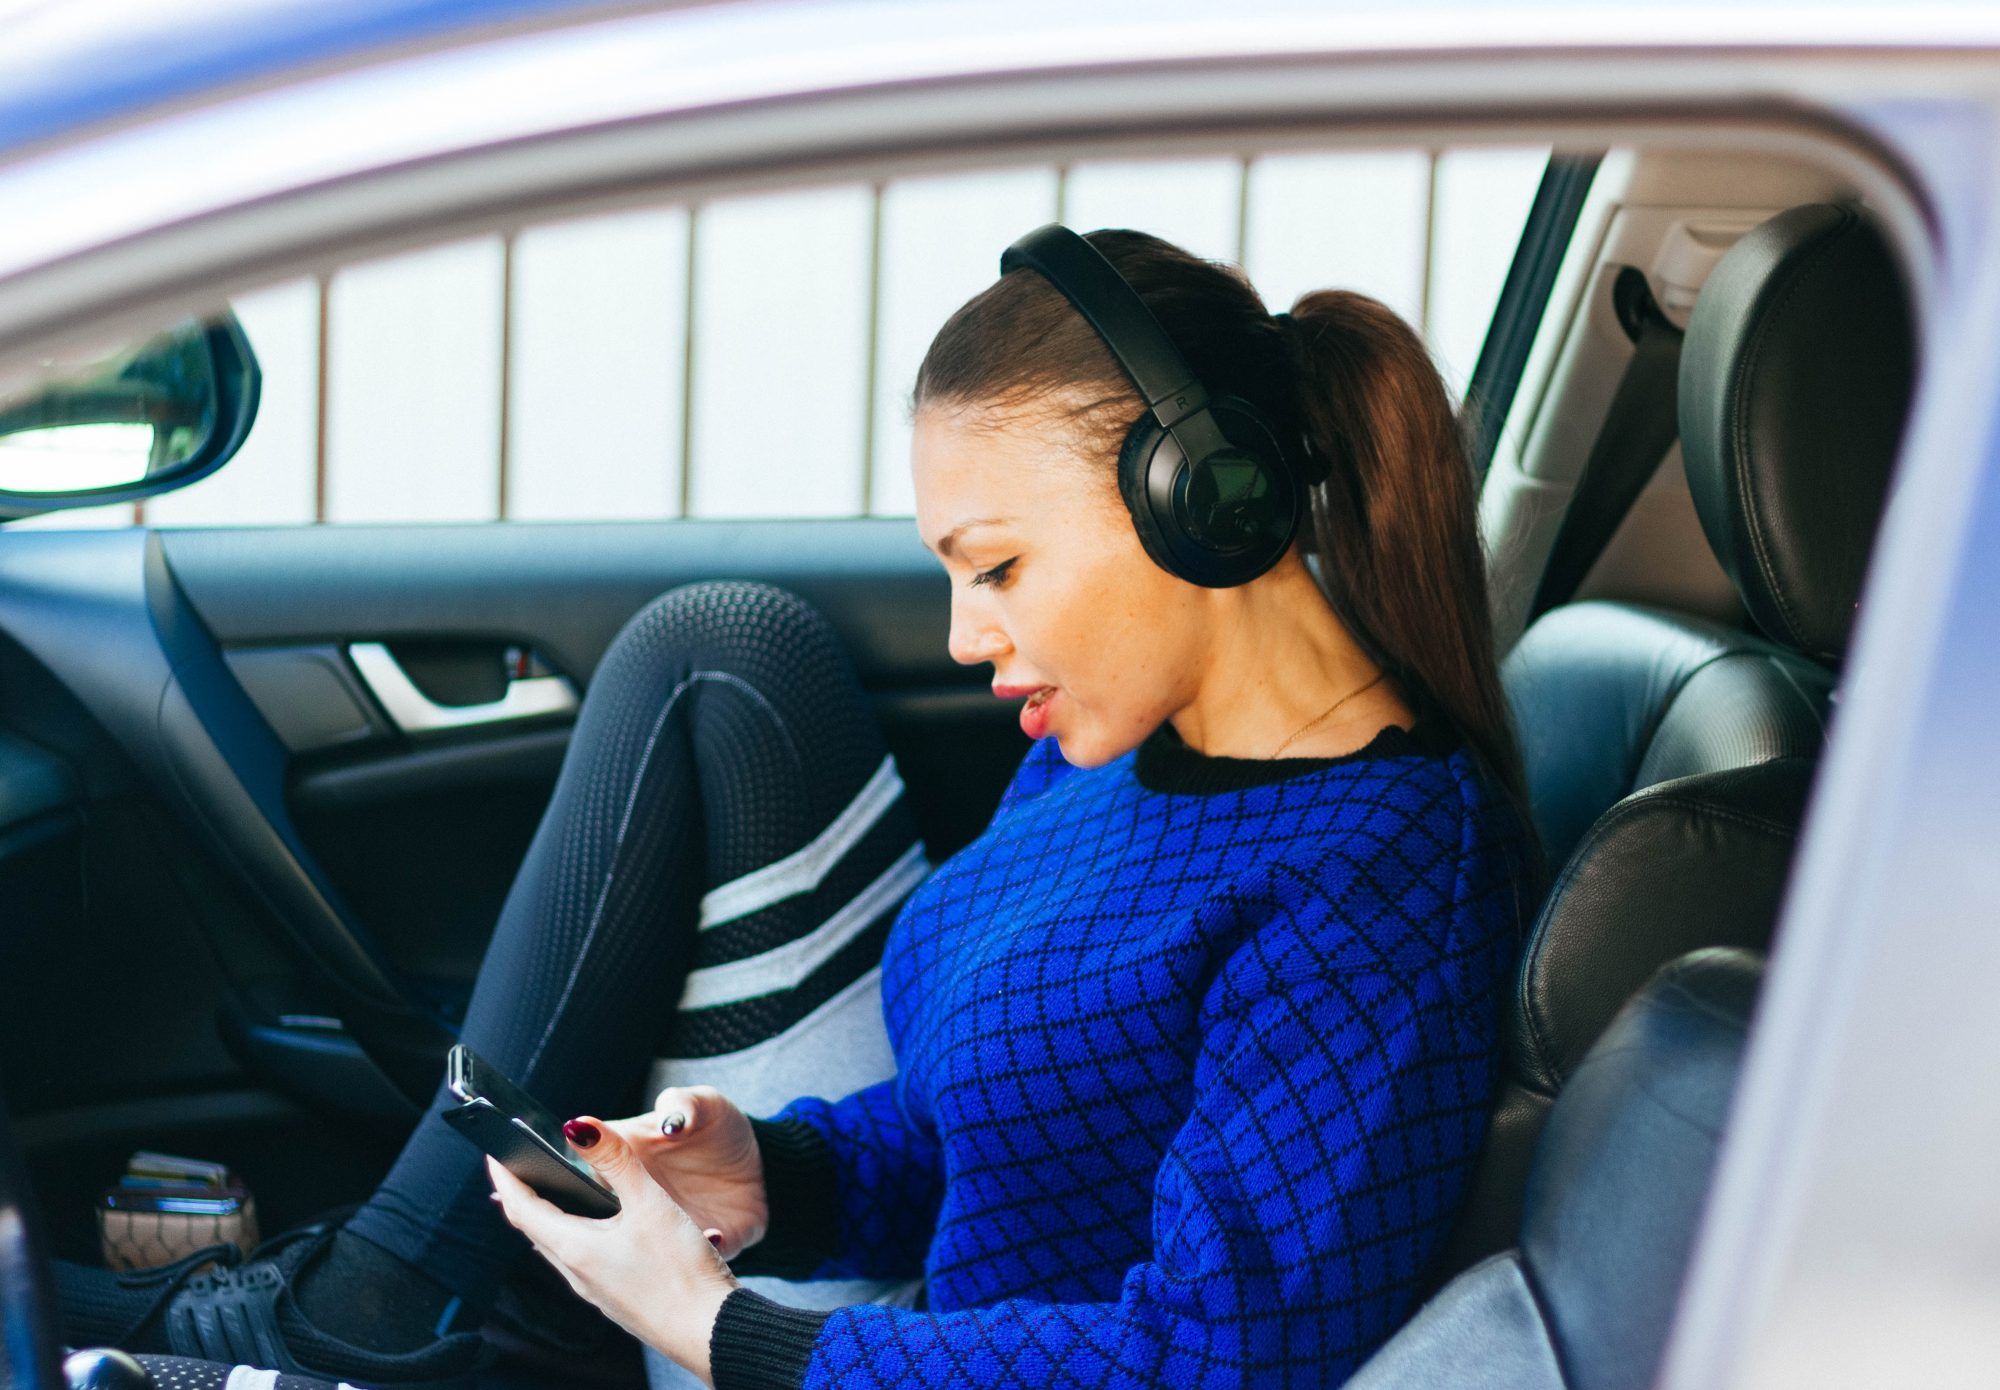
[660,1109,688,1136]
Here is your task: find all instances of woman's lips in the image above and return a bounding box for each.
[1020,686,1057,738]
[995,683,1059,738]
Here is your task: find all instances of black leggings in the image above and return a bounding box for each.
[343,580,927,1306]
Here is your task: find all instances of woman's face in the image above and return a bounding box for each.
[911,401,1212,768]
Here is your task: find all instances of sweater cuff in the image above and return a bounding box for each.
[709,1287,830,1390]
[725,1115,841,1278]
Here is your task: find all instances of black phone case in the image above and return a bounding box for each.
[443,1102,622,1218]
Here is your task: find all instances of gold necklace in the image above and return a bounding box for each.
[1268,670,1387,759]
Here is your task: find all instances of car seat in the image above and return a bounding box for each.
[1440,201,1915,1272]
[1350,946,1764,1390]
[1504,200,1913,869]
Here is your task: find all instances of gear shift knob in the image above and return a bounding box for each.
[63,1348,154,1390]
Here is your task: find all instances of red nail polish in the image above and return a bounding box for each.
[706,1230,723,1248]
[563,1119,600,1148]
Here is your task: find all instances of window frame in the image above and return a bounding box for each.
[1460,150,1603,483]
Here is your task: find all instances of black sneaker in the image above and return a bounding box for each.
[55,1222,492,1389]
[485,1240,615,1359]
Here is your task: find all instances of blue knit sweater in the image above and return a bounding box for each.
[710,714,1531,1388]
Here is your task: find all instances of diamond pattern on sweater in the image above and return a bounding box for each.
[781,1077,947,1281]
[763,731,1529,1387]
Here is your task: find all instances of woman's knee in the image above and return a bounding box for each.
[594,579,854,705]
[562,577,894,862]
[605,580,811,667]
[653,579,827,638]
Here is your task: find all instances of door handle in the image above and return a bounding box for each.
[347,641,578,734]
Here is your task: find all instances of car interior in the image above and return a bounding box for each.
[0,125,1920,1389]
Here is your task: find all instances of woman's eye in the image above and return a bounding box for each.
[969,557,1018,588]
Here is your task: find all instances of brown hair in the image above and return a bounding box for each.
[912,227,1533,836]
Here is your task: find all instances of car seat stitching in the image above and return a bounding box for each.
[1517,839,1598,1088]
[1512,1249,1581,1385]
[1610,608,1769,781]
[1655,971,1760,1033]
[1564,1034,1743,1141]
[1763,653,1831,737]
[1631,795,1800,844]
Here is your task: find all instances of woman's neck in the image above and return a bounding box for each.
[1167,560,1413,760]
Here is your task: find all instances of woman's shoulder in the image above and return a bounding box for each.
[1216,728,1531,966]
[1296,725,1528,893]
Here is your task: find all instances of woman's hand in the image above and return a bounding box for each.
[486,1119,737,1385]
[603,1085,767,1260]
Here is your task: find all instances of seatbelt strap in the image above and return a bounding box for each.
[1525,273,1685,624]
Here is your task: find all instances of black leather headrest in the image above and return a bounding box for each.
[1521,946,1762,1390]
[1679,202,1915,665]
[1511,757,1809,1094]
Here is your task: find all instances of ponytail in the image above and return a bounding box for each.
[1276,293,1532,825]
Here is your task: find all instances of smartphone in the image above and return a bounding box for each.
[442,1044,621,1218]
[124,1152,233,1189]
[100,1186,246,1216]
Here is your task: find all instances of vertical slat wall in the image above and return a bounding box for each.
[22,147,1548,530]
[509,206,688,521]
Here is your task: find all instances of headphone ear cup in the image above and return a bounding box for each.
[1115,397,1304,587]
[1192,396,1304,580]
[1115,412,1184,576]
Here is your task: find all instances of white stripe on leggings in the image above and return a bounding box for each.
[697,753,903,929]
[216,1361,366,1388]
[679,842,930,1008]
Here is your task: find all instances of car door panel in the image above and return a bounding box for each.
[0,518,1025,1183]
[156,520,967,689]
[156,517,1024,997]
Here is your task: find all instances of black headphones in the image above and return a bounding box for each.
[998,223,1329,588]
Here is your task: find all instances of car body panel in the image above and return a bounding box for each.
[0,0,635,158]
[0,5,1961,379]
[0,6,1998,1386]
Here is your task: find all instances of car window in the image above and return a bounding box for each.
[15,144,1550,530]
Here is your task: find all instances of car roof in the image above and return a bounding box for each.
[0,0,624,156]
[3,0,1994,165]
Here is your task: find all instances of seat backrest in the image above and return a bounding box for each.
[1438,201,1916,1275]
[1503,199,1914,867]
[1441,757,1805,1267]
[1351,946,1762,1390]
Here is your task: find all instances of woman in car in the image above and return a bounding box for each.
[62,226,1537,1389]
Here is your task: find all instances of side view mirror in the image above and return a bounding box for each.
[0,312,261,520]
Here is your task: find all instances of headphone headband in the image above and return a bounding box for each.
[996,222,1307,588]
[999,224,1220,443]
